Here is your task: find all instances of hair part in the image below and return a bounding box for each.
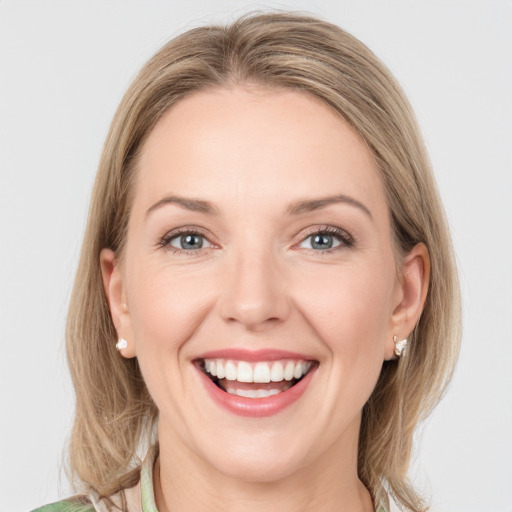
[66,11,461,511]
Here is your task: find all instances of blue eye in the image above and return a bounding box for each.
[299,228,352,251]
[168,233,211,251]
[301,233,341,250]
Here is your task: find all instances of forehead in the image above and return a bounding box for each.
[134,86,386,217]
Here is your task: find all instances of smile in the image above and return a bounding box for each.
[202,358,313,398]
[194,349,318,417]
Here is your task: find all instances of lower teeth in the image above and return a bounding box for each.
[225,386,290,398]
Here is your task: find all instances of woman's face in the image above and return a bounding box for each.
[104,87,420,482]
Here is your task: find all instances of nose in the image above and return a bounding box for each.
[219,247,291,331]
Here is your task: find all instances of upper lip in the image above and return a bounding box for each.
[195,348,316,362]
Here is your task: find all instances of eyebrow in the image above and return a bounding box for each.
[146,193,372,220]
[286,194,373,219]
[146,195,220,217]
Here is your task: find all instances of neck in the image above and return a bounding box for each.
[154,420,374,512]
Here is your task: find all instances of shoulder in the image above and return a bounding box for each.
[31,496,95,512]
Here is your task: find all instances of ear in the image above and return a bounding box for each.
[385,243,430,361]
[100,248,136,358]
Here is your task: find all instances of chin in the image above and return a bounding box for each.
[185,421,317,485]
[205,447,305,484]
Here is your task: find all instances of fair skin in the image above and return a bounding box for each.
[101,86,429,512]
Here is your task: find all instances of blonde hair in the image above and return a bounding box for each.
[66,11,461,511]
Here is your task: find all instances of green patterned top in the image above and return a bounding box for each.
[32,445,389,511]
[31,445,158,512]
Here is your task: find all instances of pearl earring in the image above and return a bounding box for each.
[393,336,408,357]
[116,338,128,351]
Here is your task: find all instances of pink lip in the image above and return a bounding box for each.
[195,361,317,418]
[197,348,314,362]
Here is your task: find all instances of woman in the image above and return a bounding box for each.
[34,11,460,512]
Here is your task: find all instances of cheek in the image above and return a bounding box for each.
[126,260,215,357]
[124,259,219,420]
[297,259,394,360]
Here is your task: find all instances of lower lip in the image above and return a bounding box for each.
[197,365,316,417]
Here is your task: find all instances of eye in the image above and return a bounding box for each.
[298,227,353,252]
[162,231,213,252]
[300,233,340,250]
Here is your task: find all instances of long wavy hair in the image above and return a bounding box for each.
[66,11,461,511]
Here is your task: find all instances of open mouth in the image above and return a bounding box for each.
[197,358,316,399]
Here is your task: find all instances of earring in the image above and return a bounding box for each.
[393,336,408,357]
[116,338,128,351]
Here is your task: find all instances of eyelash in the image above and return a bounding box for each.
[158,225,354,256]
[296,226,354,253]
[158,227,213,256]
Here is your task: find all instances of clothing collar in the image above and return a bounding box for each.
[140,444,159,512]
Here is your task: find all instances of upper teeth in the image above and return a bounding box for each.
[203,359,312,383]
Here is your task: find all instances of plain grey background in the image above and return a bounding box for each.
[1,1,511,511]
